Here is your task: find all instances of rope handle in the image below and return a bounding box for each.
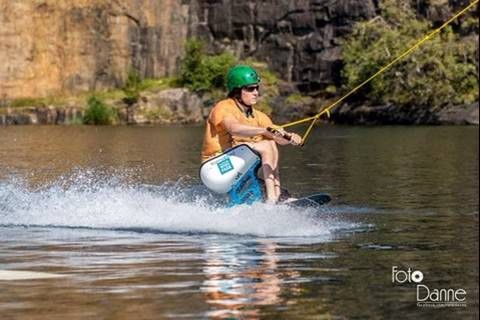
[266,126,292,141]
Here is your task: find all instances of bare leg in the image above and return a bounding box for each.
[268,140,281,199]
[245,141,281,203]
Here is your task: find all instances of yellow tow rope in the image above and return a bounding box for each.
[280,0,478,145]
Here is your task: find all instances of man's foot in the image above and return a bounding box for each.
[280,197,297,204]
[265,197,298,205]
[265,198,278,205]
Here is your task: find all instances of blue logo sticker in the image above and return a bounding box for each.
[217,157,234,175]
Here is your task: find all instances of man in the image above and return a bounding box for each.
[201,65,302,203]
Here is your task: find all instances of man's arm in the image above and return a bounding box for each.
[267,127,303,146]
[222,116,302,145]
[222,116,272,137]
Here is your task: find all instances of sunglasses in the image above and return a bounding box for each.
[243,85,260,92]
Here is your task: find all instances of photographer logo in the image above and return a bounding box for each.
[391,266,467,308]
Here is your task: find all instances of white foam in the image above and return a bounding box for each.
[0,172,355,238]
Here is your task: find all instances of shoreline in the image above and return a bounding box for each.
[1,101,477,126]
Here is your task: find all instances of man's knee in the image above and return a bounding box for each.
[263,142,278,162]
[250,140,274,155]
[269,140,278,154]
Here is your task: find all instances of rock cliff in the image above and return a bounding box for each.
[194,0,377,93]
[0,0,195,99]
[0,0,477,125]
[195,0,477,94]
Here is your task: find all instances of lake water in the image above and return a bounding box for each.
[0,125,478,319]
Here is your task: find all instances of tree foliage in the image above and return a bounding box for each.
[342,0,478,108]
[179,39,236,92]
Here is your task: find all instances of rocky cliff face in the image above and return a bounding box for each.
[0,0,476,105]
[0,0,195,99]
[195,0,477,125]
[195,0,477,94]
[194,0,377,94]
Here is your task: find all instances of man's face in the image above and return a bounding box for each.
[241,85,259,106]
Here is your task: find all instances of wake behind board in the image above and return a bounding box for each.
[286,193,331,208]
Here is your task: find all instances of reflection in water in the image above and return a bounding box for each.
[202,240,300,319]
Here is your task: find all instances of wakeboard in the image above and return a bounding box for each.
[285,193,331,208]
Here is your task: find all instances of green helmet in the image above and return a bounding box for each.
[226,65,261,92]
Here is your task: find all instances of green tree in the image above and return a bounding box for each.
[342,0,478,108]
[179,39,236,92]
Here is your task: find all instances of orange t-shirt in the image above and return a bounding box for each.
[201,98,273,161]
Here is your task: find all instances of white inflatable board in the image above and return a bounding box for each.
[200,145,260,194]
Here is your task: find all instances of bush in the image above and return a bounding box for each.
[83,96,118,125]
[138,77,179,92]
[178,39,281,115]
[342,0,478,108]
[179,39,236,92]
[122,69,141,106]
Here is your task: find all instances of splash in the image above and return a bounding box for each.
[0,170,356,238]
